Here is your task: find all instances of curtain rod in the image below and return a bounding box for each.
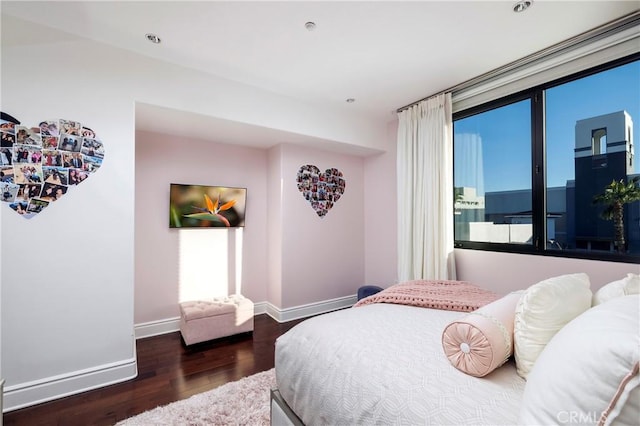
[396,10,640,114]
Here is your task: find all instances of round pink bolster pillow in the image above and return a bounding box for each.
[442,291,522,377]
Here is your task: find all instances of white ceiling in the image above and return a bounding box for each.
[2,1,638,148]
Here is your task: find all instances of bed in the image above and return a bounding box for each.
[271,281,525,425]
[271,276,640,426]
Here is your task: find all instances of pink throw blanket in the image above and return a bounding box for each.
[353,280,499,312]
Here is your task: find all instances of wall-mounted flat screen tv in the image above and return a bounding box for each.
[169,183,246,228]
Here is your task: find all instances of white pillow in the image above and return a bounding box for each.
[519,295,640,426]
[593,273,640,306]
[514,272,592,379]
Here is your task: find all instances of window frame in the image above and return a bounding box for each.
[452,52,640,264]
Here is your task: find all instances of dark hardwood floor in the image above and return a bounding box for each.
[3,314,304,426]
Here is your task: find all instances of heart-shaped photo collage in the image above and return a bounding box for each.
[296,164,346,218]
[0,115,105,219]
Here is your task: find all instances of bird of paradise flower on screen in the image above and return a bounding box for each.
[184,193,236,227]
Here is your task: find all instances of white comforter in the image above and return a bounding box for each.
[275,303,526,425]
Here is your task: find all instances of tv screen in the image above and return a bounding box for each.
[169,183,246,228]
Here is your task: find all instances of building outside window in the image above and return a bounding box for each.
[453,56,640,261]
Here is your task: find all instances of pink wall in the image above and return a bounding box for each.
[135,131,372,322]
[278,144,366,308]
[363,120,399,288]
[134,130,268,324]
[455,248,639,294]
[267,145,284,308]
[134,121,638,326]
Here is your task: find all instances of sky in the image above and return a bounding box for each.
[454,59,640,194]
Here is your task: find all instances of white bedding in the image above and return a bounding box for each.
[275,303,526,425]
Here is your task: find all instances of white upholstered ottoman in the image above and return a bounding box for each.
[179,295,254,345]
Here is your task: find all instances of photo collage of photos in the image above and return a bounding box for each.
[296,164,346,218]
[1,117,105,218]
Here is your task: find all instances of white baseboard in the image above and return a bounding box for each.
[3,297,354,412]
[134,302,269,340]
[134,316,181,339]
[3,358,137,413]
[132,297,353,340]
[264,294,357,323]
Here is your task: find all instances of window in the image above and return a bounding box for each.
[454,55,640,262]
[592,129,607,155]
[454,98,532,244]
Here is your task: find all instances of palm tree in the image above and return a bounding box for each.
[593,176,640,253]
[454,187,464,204]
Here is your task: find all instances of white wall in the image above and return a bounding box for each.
[2,35,138,411]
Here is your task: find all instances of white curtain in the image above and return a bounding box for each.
[397,93,456,282]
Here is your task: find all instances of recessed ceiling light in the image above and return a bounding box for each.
[513,0,532,13]
[305,22,316,31]
[145,33,161,44]
[346,98,355,103]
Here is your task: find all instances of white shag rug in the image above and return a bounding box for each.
[118,368,275,426]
